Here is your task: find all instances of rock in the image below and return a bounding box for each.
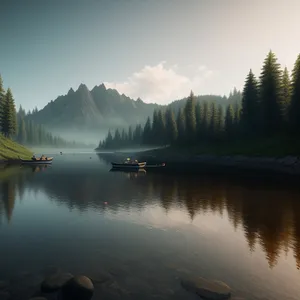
[181,276,231,300]
[0,292,10,300]
[61,276,94,300]
[41,272,73,293]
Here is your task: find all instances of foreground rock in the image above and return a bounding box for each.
[181,276,231,300]
[41,273,73,293]
[62,276,94,300]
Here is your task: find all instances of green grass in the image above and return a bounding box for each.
[144,137,300,158]
[0,134,33,160]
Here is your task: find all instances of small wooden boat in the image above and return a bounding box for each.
[111,161,146,169]
[20,157,53,164]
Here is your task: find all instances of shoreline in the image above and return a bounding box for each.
[0,159,22,166]
[138,152,300,176]
[97,149,300,177]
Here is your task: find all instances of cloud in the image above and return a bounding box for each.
[104,62,217,104]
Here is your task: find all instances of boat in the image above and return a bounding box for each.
[19,156,53,164]
[111,161,146,169]
[111,158,146,169]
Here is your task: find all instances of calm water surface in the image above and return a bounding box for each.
[1,152,300,300]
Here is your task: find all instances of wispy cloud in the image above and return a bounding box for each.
[104,62,218,104]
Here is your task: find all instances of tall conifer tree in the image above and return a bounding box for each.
[184,91,197,142]
[259,51,283,135]
[289,54,300,134]
[241,69,259,135]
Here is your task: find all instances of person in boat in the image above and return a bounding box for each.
[32,155,37,161]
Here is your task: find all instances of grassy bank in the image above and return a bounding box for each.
[0,134,33,161]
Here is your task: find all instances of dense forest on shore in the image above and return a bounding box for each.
[0,76,92,149]
[98,51,300,156]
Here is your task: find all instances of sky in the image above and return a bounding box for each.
[1,0,300,111]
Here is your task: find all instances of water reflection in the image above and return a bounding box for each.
[1,163,300,272]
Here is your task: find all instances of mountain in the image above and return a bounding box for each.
[27,84,161,143]
[27,83,241,144]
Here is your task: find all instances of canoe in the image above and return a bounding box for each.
[111,161,146,169]
[20,157,53,164]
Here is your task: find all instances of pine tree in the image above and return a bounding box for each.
[143,117,152,145]
[195,102,202,138]
[233,103,242,135]
[165,108,178,144]
[225,105,235,140]
[216,104,224,139]
[114,129,121,147]
[209,102,217,140]
[151,110,160,145]
[184,91,197,143]
[281,67,291,123]
[121,129,127,147]
[106,130,113,148]
[259,51,283,135]
[133,124,143,145]
[176,108,185,144]
[38,124,44,145]
[200,101,209,140]
[241,69,259,135]
[289,54,300,134]
[0,75,5,131]
[157,110,166,145]
[17,117,27,144]
[1,88,17,138]
[127,126,133,145]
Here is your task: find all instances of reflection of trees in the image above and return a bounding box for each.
[7,163,300,269]
[0,165,44,223]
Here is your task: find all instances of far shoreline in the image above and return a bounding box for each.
[96,147,300,178]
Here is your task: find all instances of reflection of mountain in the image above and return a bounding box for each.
[4,165,300,269]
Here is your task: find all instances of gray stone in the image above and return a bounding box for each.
[181,276,231,300]
[61,275,94,300]
[41,273,73,293]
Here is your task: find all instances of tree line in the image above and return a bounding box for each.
[0,75,89,148]
[98,51,300,151]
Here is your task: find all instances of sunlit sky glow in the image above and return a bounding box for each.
[1,0,300,110]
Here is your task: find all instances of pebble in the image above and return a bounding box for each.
[41,273,73,293]
[61,275,94,300]
[181,276,231,300]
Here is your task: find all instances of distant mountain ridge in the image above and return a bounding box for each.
[27,83,241,143]
[29,83,161,130]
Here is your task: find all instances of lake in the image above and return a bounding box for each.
[1,151,300,300]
